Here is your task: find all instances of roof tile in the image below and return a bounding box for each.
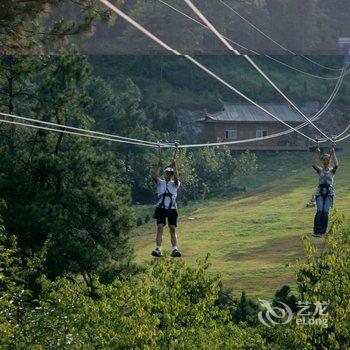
[208,103,304,123]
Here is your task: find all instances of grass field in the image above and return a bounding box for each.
[131,143,350,299]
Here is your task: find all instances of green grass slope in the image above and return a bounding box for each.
[132,143,350,298]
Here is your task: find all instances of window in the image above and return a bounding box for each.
[225,129,237,140]
[256,127,268,138]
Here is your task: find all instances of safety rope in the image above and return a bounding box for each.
[0,112,168,147]
[1,61,347,150]
[172,64,349,148]
[334,124,350,140]
[2,107,349,151]
[318,124,350,143]
[334,131,350,143]
[182,0,333,142]
[1,2,347,150]
[97,0,319,143]
[0,117,161,148]
[157,0,344,80]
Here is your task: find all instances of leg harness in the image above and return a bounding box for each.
[318,183,333,198]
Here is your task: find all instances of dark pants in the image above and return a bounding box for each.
[313,195,333,235]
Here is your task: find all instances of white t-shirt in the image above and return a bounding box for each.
[156,179,180,209]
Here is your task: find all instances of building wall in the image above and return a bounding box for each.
[203,121,309,150]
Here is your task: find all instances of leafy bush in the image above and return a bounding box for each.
[2,201,350,349]
[268,212,350,349]
[137,217,143,226]
[0,226,266,350]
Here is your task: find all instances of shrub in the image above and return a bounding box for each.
[1,243,266,349]
[269,212,350,349]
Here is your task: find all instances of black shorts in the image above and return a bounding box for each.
[154,207,178,227]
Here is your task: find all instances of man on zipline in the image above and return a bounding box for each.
[151,159,181,257]
[312,143,339,237]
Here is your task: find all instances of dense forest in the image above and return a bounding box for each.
[1,0,350,349]
[79,0,350,54]
[1,0,349,54]
[2,0,350,110]
[91,54,350,111]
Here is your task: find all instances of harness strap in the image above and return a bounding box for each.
[160,192,173,209]
[159,183,175,209]
[318,183,333,197]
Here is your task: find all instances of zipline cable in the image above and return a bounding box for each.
[2,112,349,151]
[2,2,346,150]
[158,0,349,129]
[318,123,350,142]
[177,121,350,149]
[2,56,347,150]
[1,62,346,150]
[335,124,350,139]
[97,0,319,144]
[0,117,161,148]
[0,112,167,147]
[219,0,343,72]
[0,112,338,151]
[170,64,350,148]
[335,132,350,143]
[263,55,348,80]
[182,0,334,142]
[157,0,344,81]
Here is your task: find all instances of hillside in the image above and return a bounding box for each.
[132,142,350,298]
[76,0,350,55]
[91,55,350,112]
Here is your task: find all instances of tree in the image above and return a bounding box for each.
[161,110,178,133]
[272,285,298,313]
[232,291,260,326]
[146,103,178,133]
[0,53,135,292]
[0,0,124,54]
[271,213,350,349]
[188,148,258,198]
[1,249,267,349]
[191,147,221,196]
[147,102,162,131]
[0,55,42,114]
[0,199,50,348]
[85,76,121,134]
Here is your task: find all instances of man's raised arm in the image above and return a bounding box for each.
[172,159,179,186]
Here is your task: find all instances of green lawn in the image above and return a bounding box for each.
[131,143,350,299]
